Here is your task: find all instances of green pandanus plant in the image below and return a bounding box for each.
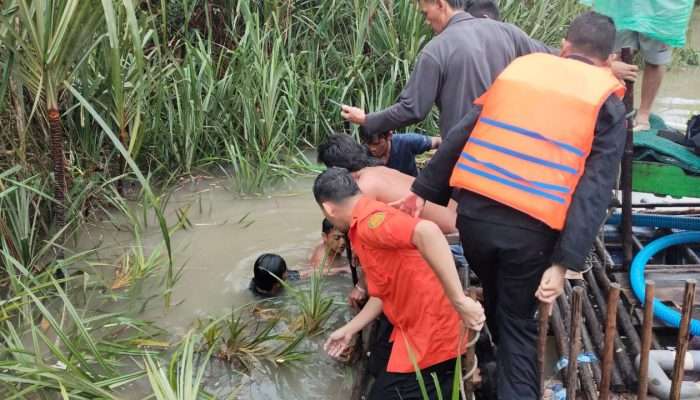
[0,0,107,236]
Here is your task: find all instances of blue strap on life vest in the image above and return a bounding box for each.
[460,152,570,193]
[480,117,585,157]
[455,161,566,204]
[468,137,579,175]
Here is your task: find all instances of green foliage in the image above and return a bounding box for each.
[145,332,216,400]
[1,0,583,193]
[197,306,308,371]
[284,269,337,335]
[497,0,586,46]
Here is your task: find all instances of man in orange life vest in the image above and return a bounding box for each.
[394,12,627,399]
[314,167,485,399]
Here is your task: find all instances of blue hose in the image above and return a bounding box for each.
[607,213,700,230]
[629,231,700,336]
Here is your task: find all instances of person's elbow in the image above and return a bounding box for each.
[391,97,430,124]
[412,220,443,248]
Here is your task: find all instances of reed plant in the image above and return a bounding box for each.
[198,307,308,371]
[0,254,162,398]
[283,254,337,335]
[145,332,216,400]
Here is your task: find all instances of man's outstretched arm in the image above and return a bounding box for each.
[412,220,485,331]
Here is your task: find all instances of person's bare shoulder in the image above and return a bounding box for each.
[355,169,381,197]
[308,242,324,268]
[357,166,413,203]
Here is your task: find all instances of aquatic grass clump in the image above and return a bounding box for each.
[111,233,166,291]
[145,332,216,400]
[197,307,308,371]
[284,269,337,335]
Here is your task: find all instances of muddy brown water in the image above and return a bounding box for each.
[76,178,356,399]
[649,8,700,130]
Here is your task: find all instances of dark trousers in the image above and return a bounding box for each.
[368,314,393,377]
[458,215,557,400]
[368,358,457,400]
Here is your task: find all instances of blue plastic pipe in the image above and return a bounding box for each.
[607,213,700,231]
[629,231,700,336]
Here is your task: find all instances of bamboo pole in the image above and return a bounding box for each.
[637,280,655,400]
[537,301,550,399]
[567,287,584,399]
[670,280,696,400]
[620,47,635,271]
[599,283,621,400]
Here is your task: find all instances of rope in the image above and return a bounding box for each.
[457,328,481,400]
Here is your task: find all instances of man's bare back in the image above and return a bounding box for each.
[353,166,457,234]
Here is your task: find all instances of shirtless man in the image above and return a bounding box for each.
[317,134,457,234]
[308,218,351,275]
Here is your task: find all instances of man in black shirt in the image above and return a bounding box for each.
[394,12,627,399]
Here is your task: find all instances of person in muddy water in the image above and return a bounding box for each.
[314,167,485,400]
[249,253,300,297]
[308,218,351,275]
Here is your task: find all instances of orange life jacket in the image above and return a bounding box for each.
[449,53,625,230]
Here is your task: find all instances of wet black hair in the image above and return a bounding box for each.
[566,11,616,61]
[313,167,360,205]
[425,0,467,8]
[465,0,500,20]
[317,134,372,172]
[322,218,335,234]
[359,126,390,144]
[253,253,287,292]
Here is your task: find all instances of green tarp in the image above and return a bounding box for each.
[633,114,700,174]
[580,0,695,47]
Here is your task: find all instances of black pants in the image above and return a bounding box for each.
[458,215,557,400]
[368,358,457,400]
[368,314,393,377]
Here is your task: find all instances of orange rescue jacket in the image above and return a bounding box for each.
[449,53,625,230]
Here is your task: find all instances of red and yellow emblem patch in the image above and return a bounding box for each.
[367,212,385,229]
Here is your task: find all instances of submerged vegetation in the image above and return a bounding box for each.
[0,0,620,398]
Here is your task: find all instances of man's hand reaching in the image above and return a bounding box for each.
[389,192,425,218]
[340,105,367,125]
[611,59,638,82]
[535,264,567,304]
[324,327,355,360]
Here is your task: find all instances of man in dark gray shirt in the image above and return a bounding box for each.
[340,0,552,138]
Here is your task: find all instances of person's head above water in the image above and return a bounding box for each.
[313,168,361,232]
[317,133,372,172]
[561,11,616,65]
[465,0,499,20]
[359,127,392,160]
[322,218,346,254]
[252,253,288,295]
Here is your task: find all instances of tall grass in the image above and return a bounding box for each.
[2,0,583,194]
